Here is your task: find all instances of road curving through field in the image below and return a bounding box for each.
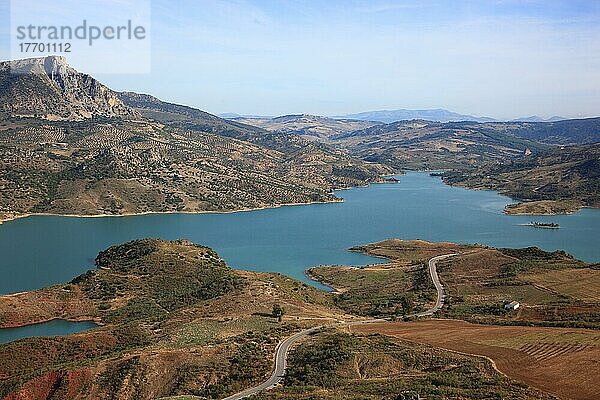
[222,253,457,400]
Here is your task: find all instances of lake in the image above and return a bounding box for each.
[0,319,97,344]
[1,171,599,297]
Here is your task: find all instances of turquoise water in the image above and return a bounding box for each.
[1,172,599,297]
[0,319,97,344]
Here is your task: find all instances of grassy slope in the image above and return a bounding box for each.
[0,239,345,399]
[0,116,389,222]
[309,239,600,328]
[2,238,597,399]
[253,330,553,400]
[442,144,600,214]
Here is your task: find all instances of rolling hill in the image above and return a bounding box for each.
[334,108,497,123]
[327,118,600,171]
[0,239,344,399]
[442,144,600,214]
[330,120,551,169]
[498,118,600,145]
[232,114,377,141]
[0,57,390,223]
[231,114,600,174]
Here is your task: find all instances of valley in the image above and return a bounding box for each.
[0,57,390,223]
[231,114,600,215]
[231,115,600,214]
[0,54,599,400]
[1,56,599,222]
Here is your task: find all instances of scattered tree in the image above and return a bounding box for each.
[400,294,415,315]
[272,303,285,322]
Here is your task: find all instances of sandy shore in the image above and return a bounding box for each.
[0,177,406,225]
[507,208,580,216]
[0,178,406,225]
[0,199,344,225]
[0,316,101,330]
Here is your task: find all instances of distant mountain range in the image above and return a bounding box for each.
[219,112,274,119]
[331,109,575,124]
[511,116,567,123]
[224,110,579,124]
[231,114,376,140]
[333,109,497,123]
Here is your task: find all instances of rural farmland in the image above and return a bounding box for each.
[352,319,600,400]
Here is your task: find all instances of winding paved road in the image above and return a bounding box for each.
[419,253,457,316]
[222,253,457,400]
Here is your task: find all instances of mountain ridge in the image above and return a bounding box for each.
[0,57,390,223]
[0,56,137,121]
[442,143,600,214]
[511,115,567,123]
[333,108,497,123]
[223,111,586,124]
[231,114,377,141]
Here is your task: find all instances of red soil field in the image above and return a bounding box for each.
[352,319,600,400]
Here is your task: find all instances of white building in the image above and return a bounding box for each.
[504,300,520,311]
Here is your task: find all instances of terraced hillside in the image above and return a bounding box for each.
[442,144,600,214]
[0,57,390,222]
[331,120,551,169]
[353,320,599,400]
[0,116,388,222]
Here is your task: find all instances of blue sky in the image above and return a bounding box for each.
[1,0,599,119]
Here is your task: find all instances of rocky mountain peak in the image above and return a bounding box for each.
[6,56,71,76]
[0,56,138,121]
[42,56,72,82]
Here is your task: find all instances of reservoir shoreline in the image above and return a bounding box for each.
[3,175,595,225]
[1,172,599,297]
[0,198,345,225]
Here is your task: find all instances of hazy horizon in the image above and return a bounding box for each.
[1,0,599,120]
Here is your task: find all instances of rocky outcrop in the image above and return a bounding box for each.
[0,56,138,120]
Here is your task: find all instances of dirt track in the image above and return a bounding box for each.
[352,319,600,400]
